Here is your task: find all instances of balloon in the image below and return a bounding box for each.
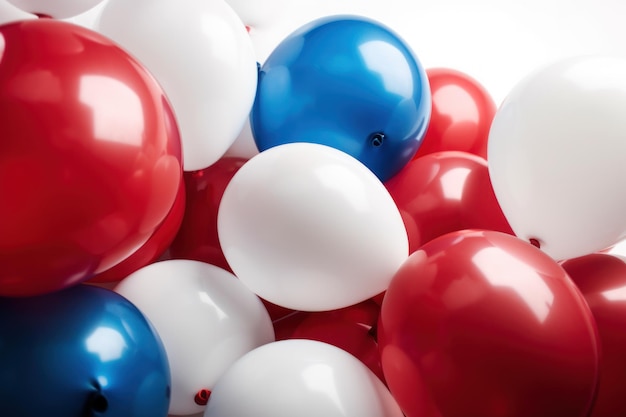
[385,151,513,252]
[0,19,182,297]
[114,260,275,416]
[562,253,626,417]
[168,157,247,271]
[6,0,104,18]
[217,142,409,311]
[378,230,600,417]
[251,14,431,182]
[488,55,626,260]
[89,176,186,283]
[203,339,404,417]
[278,301,384,382]
[0,284,170,417]
[96,0,257,172]
[413,67,496,159]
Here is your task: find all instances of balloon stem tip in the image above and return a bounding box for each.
[194,389,211,406]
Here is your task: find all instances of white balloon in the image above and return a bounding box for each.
[6,0,104,18]
[114,260,275,416]
[97,0,258,172]
[204,339,404,417]
[0,0,35,24]
[488,55,626,261]
[218,143,408,311]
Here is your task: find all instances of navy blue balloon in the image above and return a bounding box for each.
[251,15,431,182]
[0,285,170,417]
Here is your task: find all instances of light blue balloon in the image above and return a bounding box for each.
[0,285,170,417]
[251,15,431,182]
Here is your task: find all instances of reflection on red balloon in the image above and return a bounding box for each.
[562,253,626,417]
[385,151,513,253]
[0,20,182,297]
[414,68,496,159]
[379,230,599,417]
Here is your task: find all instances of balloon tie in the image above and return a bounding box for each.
[83,391,108,416]
[194,389,212,406]
[370,132,385,147]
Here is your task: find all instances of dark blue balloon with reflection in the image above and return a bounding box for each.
[251,15,431,182]
[0,285,170,417]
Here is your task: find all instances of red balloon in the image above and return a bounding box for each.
[0,20,182,297]
[166,156,294,322]
[414,67,496,159]
[378,230,599,417]
[385,151,513,253]
[168,157,247,271]
[88,177,186,283]
[274,300,384,381]
[562,253,626,417]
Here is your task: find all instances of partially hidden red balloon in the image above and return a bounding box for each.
[385,151,513,253]
[166,156,294,321]
[274,299,384,381]
[168,157,247,271]
[0,20,182,297]
[562,253,626,417]
[88,177,186,283]
[378,230,599,417]
[414,67,496,159]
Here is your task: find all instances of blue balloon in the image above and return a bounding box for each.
[251,15,431,182]
[0,285,170,417]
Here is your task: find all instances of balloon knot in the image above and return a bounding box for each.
[194,389,211,406]
[529,238,541,249]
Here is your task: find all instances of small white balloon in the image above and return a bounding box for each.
[97,0,258,172]
[218,142,409,311]
[488,55,626,261]
[6,0,105,18]
[204,339,404,417]
[114,260,275,416]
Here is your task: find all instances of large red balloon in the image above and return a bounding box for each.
[414,67,496,159]
[562,253,626,417]
[0,20,182,296]
[379,230,599,417]
[385,151,513,253]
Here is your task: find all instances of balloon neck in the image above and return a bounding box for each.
[370,132,385,147]
[84,392,108,416]
[529,238,541,249]
[194,389,212,406]
[34,13,53,19]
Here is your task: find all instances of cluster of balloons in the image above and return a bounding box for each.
[2,1,626,417]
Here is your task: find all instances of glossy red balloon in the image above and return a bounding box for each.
[414,67,496,159]
[88,177,186,283]
[562,253,626,417]
[379,230,599,417]
[385,151,513,253]
[0,20,182,296]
